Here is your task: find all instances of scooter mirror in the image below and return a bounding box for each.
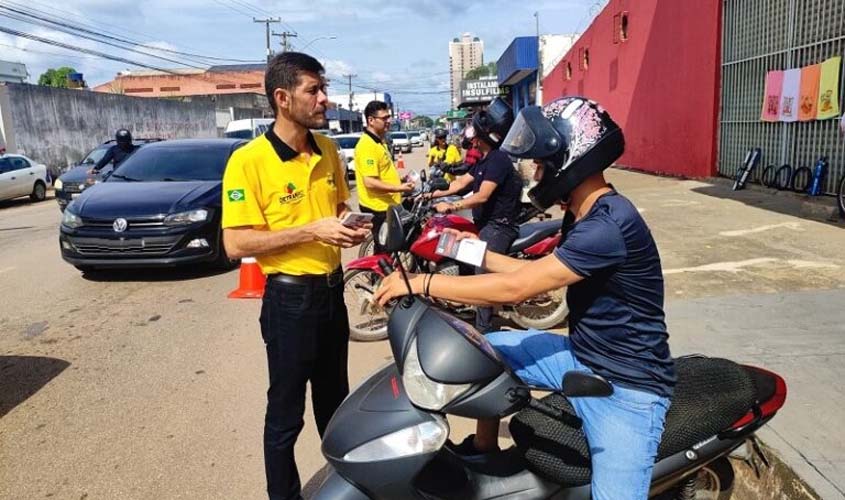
[562,371,613,398]
[382,204,407,253]
[419,168,428,183]
[431,178,449,191]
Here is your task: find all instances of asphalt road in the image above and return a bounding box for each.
[1,147,844,499]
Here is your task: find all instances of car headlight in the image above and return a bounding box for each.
[402,341,472,410]
[54,178,63,190]
[343,416,448,463]
[62,210,83,228]
[164,209,209,226]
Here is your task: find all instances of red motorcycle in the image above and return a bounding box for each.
[343,175,568,341]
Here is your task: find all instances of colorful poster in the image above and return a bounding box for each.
[817,56,841,119]
[798,64,821,121]
[761,70,783,122]
[779,68,801,122]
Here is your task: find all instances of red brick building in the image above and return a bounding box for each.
[93,64,266,98]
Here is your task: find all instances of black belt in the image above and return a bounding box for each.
[267,268,343,288]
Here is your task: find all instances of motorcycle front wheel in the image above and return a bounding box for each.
[509,287,569,330]
[357,234,375,258]
[343,269,388,342]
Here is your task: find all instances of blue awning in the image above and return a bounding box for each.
[497,37,538,86]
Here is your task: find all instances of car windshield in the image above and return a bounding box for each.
[390,132,408,139]
[81,146,109,165]
[335,137,359,149]
[409,132,420,138]
[109,143,233,182]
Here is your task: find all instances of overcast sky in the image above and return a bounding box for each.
[0,0,602,116]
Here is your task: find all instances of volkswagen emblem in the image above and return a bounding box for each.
[113,218,128,233]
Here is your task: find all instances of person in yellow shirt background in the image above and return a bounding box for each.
[221,52,369,500]
[427,127,463,183]
[354,100,415,252]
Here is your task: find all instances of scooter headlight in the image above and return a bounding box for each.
[402,341,472,410]
[343,416,449,463]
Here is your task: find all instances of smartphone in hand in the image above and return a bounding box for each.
[340,212,375,228]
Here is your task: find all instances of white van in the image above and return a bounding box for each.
[223,118,274,139]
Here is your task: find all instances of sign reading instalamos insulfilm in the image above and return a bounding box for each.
[459,78,502,104]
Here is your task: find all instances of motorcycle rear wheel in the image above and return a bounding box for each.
[654,457,734,500]
[343,269,388,342]
[509,287,569,330]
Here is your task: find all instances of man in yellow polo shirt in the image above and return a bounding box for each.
[221,52,369,500]
[427,127,463,182]
[354,100,414,252]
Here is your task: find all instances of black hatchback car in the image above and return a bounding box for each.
[59,139,246,272]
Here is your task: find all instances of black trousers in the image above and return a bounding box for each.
[359,205,387,254]
[259,277,350,500]
[476,220,518,333]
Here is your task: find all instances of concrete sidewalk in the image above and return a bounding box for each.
[608,169,844,498]
[666,290,845,499]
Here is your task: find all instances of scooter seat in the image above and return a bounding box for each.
[509,219,562,254]
[509,357,759,486]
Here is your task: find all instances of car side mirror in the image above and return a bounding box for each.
[562,371,613,398]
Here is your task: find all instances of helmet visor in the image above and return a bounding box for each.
[501,106,562,159]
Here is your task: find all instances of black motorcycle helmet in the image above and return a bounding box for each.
[501,96,624,209]
[470,97,513,149]
[433,128,448,141]
[115,128,132,146]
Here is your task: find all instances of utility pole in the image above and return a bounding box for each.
[272,31,298,52]
[342,74,357,132]
[254,17,281,63]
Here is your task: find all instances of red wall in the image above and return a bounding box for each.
[543,0,722,178]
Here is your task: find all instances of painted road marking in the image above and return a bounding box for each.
[719,222,803,237]
[664,258,839,275]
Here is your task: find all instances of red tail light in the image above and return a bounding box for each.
[730,366,787,429]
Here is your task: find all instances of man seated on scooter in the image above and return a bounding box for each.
[427,97,524,333]
[375,97,676,500]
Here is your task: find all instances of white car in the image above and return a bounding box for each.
[389,131,412,153]
[0,152,48,203]
[332,133,362,179]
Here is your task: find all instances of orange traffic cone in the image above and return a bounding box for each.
[396,151,405,170]
[228,257,265,299]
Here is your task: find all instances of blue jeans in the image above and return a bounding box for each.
[487,330,670,500]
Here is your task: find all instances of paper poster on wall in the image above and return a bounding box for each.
[816,56,841,120]
[761,71,784,122]
[779,68,801,122]
[798,63,821,121]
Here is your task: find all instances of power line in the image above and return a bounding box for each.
[0,8,208,69]
[0,0,262,63]
[0,24,182,74]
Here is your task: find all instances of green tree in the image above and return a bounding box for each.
[411,115,434,128]
[464,62,497,80]
[37,67,77,88]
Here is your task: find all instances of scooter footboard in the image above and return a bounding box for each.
[312,467,370,500]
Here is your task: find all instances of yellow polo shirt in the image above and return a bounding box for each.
[222,129,350,275]
[354,130,402,212]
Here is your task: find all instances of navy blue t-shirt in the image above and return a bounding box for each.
[469,149,522,226]
[555,190,676,397]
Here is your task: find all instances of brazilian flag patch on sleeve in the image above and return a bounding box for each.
[227,189,246,202]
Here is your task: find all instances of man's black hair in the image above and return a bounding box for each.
[364,100,389,120]
[264,52,325,114]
